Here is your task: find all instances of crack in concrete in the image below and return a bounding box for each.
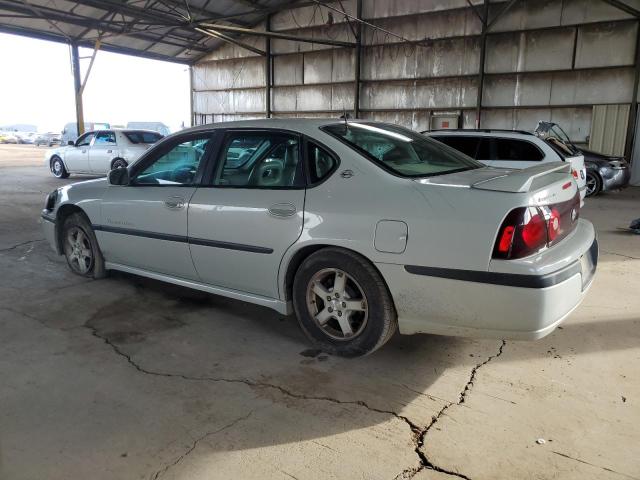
[0,238,45,253]
[601,249,640,260]
[150,411,253,480]
[394,340,506,480]
[84,319,505,480]
[552,451,640,480]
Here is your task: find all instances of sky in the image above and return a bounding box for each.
[0,33,190,133]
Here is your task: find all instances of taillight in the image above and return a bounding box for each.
[547,208,561,241]
[493,194,580,260]
[522,211,546,249]
[572,169,578,179]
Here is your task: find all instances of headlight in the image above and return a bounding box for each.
[44,189,59,210]
[608,160,627,170]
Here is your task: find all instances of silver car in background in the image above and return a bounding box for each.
[45,129,163,178]
[41,119,597,357]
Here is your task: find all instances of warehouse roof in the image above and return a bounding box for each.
[0,0,306,64]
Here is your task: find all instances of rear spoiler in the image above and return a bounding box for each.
[472,162,571,193]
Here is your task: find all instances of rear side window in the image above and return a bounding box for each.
[124,131,163,144]
[213,131,303,188]
[494,139,544,161]
[434,136,480,159]
[307,141,337,183]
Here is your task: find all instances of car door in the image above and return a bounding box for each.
[481,137,544,169]
[89,130,117,174]
[98,132,216,280]
[188,129,306,298]
[64,132,94,172]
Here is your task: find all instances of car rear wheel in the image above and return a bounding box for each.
[62,212,106,279]
[112,158,127,170]
[585,171,602,197]
[51,156,69,179]
[292,248,397,357]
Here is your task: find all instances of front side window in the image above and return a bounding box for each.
[76,132,95,147]
[323,122,481,178]
[213,131,302,188]
[133,136,212,185]
[94,131,116,145]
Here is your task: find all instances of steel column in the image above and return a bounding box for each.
[625,20,640,160]
[353,0,362,118]
[475,0,489,128]
[265,14,272,118]
[71,43,85,137]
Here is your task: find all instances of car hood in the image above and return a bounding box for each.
[58,178,108,202]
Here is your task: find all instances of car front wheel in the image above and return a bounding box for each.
[293,248,397,357]
[62,212,106,279]
[51,156,69,179]
[585,171,602,197]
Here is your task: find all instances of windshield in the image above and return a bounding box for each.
[124,131,163,144]
[322,122,482,178]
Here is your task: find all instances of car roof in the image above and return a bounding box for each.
[426,129,535,137]
[180,118,360,137]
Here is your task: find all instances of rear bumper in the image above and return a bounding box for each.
[378,226,597,340]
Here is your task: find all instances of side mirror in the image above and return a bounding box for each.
[67,140,75,146]
[107,167,130,186]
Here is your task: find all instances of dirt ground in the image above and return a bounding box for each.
[0,143,638,480]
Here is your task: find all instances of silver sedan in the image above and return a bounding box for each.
[41,119,597,356]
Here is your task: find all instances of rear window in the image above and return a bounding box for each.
[494,139,544,161]
[124,131,163,144]
[433,136,480,158]
[322,122,482,178]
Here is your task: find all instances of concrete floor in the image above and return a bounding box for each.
[1,144,638,480]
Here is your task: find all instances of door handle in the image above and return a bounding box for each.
[268,203,297,217]
[107,149,113,153]
[81,149,87,153]
[164,196,186,210]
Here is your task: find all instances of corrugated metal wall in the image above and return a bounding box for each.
[192,0,639,146]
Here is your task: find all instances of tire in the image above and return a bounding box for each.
[111,158,127,170]
[50,156,69,178]
[292,247,397,357]
[585,171,602,197]
[61,212,106,279]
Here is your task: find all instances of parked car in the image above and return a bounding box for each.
[45,129,164,178]
[15,132,36,144]
[40,119,597,357]
[61,121,110,146]
[425,128,587,204]
[578,148,631,197]
[0,132,19,144]
[34,132,62,147]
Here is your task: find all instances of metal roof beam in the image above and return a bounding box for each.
[199,22,356,47]
[0,0,210,51]
[0,23,191,63]
[601,0,640,18]
[196,26,266,55]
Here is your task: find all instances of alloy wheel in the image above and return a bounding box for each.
[305,268,368,341]
[64,226,93,274]
[586,173,597,196]
[52,159,63,177]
